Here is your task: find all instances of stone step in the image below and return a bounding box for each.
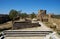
[4,30,53,33]
[5,32,49,37]
[4,30,52,37]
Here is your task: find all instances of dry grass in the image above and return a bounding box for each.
[43,18,60,34]
[43,22,53,28]
[0,21,12,31]
[51,18,60,30]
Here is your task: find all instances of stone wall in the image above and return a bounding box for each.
[13,21,41,29]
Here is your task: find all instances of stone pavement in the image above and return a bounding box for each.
[4,21,53,39]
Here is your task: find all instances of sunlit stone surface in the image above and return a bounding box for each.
[4,21,53,39]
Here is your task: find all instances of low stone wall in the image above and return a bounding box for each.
[13,21,41,29]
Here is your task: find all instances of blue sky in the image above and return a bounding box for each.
[0,0,60,14]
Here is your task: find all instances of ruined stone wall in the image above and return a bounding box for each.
[37,10,47,21]
[37,10,52,22]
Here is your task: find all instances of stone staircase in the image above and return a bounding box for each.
[4,30,52,37]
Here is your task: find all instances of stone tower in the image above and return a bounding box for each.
[37,10,46,21]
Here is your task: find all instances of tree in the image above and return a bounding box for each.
[21,13,28,19]
[9,9,19,20]
[9,9,19,29]
[30,12,36,19]
[17,10,22,17]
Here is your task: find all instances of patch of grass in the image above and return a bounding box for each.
[57,32,60,35]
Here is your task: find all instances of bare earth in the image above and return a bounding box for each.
[0,21,12,29]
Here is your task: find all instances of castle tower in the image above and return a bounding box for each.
[37,10,46,21]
